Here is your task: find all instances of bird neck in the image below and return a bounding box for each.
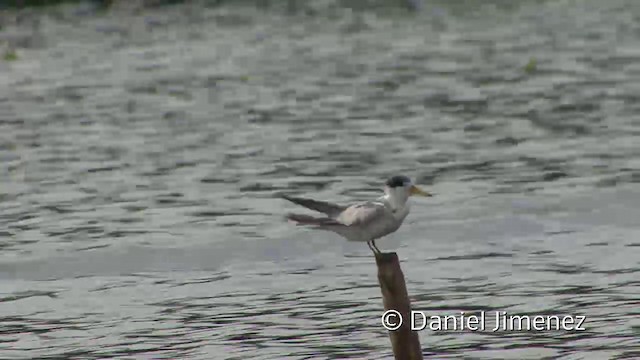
[383,191,408,212]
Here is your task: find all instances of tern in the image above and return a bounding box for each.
[282,175,432,255]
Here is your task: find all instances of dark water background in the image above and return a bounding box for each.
[1,0,639,359]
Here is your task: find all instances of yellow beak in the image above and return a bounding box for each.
[410,185,433,197]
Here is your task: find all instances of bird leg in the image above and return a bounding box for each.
[367,241,379,256]
[368,240,383,257]
[371,240,382,255]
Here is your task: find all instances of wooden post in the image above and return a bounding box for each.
[376,252,423,360]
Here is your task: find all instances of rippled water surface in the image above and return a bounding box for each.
[1,0,639,359]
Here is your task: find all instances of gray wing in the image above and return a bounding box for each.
[336,201,400,241]
[285,199,398,242]
[337,201,388,227]
[281,194,347,218]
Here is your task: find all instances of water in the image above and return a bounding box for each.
[1,1,639,359]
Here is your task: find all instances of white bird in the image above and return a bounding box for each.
[282,175,432,255]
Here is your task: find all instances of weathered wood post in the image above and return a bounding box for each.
[376,252,423,360]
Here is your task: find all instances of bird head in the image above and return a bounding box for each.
[384,175,432,206]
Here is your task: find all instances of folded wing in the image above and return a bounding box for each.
[281,194,347,218]
[338,202,386,227]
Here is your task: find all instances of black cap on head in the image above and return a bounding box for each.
[385,175,411,188]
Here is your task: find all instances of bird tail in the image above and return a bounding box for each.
[285,213,353,240]
[285,213,342,227]
[281,195,345,217]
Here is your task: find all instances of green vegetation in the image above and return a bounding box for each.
[524,57,537,73]
[3,49,18,61]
